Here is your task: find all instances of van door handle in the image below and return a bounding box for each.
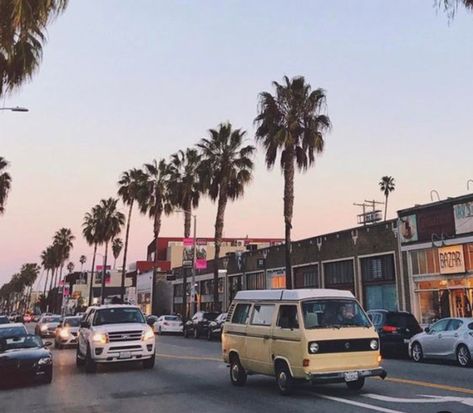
[263,335,270,340]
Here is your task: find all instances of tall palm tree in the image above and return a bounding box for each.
[112,238,123,269]
[379,176,396,221]
[40,246,55,298]
[0,0,68,97]
[438,0,473,19]
[198,123,255,309]
[117,168,147,300]
[138,159,173,306]
[255,75,331,289]
[0,157,12,215]
[67,262,74,273]
[95,198,125,304]
[53,228,75,288]
[83,206,102,306]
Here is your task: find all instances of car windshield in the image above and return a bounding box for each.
[0,326,27,338]
[164,316,179,321]
[43,316,61,323]
[0,334,43,352]
[93,308,145,325]
[64,318,81,327]
[302,299,371,329]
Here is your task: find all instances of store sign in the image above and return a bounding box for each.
[182,238,194,267]
[196,239,207,269]
[438,245,465,274]
[399,214,418,243]
[453,201,473,235]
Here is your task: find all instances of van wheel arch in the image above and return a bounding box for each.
[274,357,293,376]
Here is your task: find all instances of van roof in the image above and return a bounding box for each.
[233,289,355,301]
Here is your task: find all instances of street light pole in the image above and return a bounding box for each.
[0,106,29,112]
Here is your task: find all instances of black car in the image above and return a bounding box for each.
[183,311,219,338]
[0,334,53,385]
[0,316,9,325]
[368,310,422,357]
[207,313,227,341]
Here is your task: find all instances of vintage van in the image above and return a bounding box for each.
[222,289,386,395]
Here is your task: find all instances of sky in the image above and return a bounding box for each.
[1,1,473,288]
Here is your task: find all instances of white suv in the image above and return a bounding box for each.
[76,305,155,373]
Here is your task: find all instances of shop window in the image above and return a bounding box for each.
[324,260,354,286]
[294,265,318,288]
[411,249,440,275]
[365,284,396,311]
[251,304,275,326]
[246,272,265,290]
[361,255,395,282]
[271,274,286,289]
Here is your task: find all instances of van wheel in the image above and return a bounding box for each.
[411,342,423,362]
[275,361,294,396]
[85,346,97,373]
[230,356,247,386]
[346,377,365,390]
[457,345,471,367]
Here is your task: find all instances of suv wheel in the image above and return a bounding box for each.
[76,347,85,367]
[143,354,155,369]
[346,377,365,390]
[411,342,423,362]
[457,345,471,367]
[85,346,97,373]
[194,327,199,339]
[44,367,53,384]
[275,361,294,396]
[230,356,247,386]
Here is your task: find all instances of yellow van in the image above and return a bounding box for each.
[222,289,386,395]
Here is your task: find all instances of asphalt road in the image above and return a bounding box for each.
[1,325,472,413]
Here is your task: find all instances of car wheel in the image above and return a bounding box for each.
[230,355,247,386]
[275,361,294,396]
[411,342,423,362]
[457,345,471,367]
[85,346,97,373]
[44,367,53,384]
[194,327,199,339]
[207,329,212,341]
[183,328,189,338]
[143,354,155,369]
[158,327,162,336]
[346,377,365,390]
[76,347,85,367]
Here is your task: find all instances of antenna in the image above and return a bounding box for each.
[467,179,473,191]
[364,199,385,213]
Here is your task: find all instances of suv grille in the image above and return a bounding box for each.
[108,330,143,342]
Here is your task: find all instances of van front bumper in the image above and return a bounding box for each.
[307,367,387,384]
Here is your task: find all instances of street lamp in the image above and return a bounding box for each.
[0,106,29,112]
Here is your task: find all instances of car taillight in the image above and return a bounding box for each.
[383,325,398,333]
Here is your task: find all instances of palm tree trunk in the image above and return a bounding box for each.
[152,208,163,314]
[88,243,97,306]
[184,203,192,238]
[384,194,388,221]
[101,242,109,304]
[283,156,295,290]
[213,187,228,311]
[121,201,133,301]
[43,269,49,297]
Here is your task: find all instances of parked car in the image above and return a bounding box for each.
[183,311,220,339]
[0,334,53,385]
[35,315,62,338]
[54,316,81,349]
[0,323,28,338]
[207,313,227,341]
[76,305,155,373]
[154,315,183,335]
[409,317,473,367]
[0,315,9,325]
[367,310,422,357]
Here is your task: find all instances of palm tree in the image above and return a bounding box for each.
[379,176,396,221]
[112,238,123,269]
[0,157,12,215]
[0,0,68,97]
[95,198,125,304]
[40,246,55,298]
[198,123,255,309]
[67,262,74,273]
[117,168,147,300]
[53,228,75,289]
[255,75,331,289]
[438,0,473,19]
[138,159,173,307]
[83,206,102,306]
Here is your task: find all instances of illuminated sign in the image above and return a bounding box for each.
[438,245,465,274]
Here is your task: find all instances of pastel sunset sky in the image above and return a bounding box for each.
[1,1,473,287]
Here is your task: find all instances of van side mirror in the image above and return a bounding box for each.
[80,321,90,329]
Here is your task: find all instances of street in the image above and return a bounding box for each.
[0,324,471,413]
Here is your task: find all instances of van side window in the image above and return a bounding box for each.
[251,305,275,326]
[277,305,299,329]
[232,304,251,324]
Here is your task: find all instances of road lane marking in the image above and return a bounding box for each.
[364,393,473,407]
[156,353,221,362]
[313,393,406,413]
[382,377,473,395]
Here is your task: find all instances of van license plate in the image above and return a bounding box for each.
[344,372,359,382]
[119,352,131,359]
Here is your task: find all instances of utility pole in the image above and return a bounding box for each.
[364,199,385,213]
[353,202,369,226]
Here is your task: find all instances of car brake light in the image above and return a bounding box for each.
[383,325,398,333]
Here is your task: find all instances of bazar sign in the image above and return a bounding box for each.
[438,245,465,274]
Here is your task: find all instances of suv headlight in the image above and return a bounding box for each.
[92,332,109,345]
[370,339,379,350]
[40,325,48,331]
[142,327,155,341]
[308,342,319,354]
[38,356,52,366]
[59,329,69,339]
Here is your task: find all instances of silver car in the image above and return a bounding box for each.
[409,317,473,367]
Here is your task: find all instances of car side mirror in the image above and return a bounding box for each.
[80,321,90,328]
[424,326,430,333]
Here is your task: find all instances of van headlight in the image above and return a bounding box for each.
[59,328,69,339]
[142,327,155,341]
[309,342,319,354]
[370,339,379,350]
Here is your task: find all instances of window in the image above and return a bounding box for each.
[294,265,318,288]
[251,304,275,326]
[93,308,145,325]
[447,319,463,331]
[246,272,265,290]
[429,319,450,333]
[411,249,440,275]
[277,305,299,329]
[232,304,251,324]
[361,255,395,282]
[324,260,354,286]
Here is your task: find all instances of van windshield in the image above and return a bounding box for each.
[302,299,371,329]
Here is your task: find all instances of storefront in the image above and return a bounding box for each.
[294,264,319,289]
[323,259,355,294]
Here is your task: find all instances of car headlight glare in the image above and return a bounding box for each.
[309,342,319,354]
[40,325,48,331]
[38,357,52,366]
[59,328,69,339]
[92,332,108,344]
[142,327,155,341]
[370,339,379,350]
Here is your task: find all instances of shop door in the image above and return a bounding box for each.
[451,289,472,318]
